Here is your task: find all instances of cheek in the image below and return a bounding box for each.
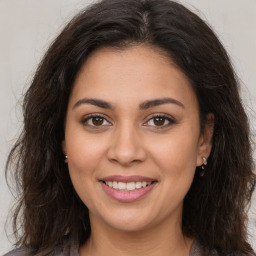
[66,133,106,171]
[66,146,101,212]
[65,135,107,201]
[148,132,199,212]
[150,130,199,173]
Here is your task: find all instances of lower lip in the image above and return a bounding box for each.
[101,182,157,202]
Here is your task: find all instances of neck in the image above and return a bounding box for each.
[80,214,194,256]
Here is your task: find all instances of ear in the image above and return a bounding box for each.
[62,140,68,163]
[196,113,214,166]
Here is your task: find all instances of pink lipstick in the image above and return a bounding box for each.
[100,175,157,202]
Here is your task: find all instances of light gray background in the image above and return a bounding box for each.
[1,0,255,254]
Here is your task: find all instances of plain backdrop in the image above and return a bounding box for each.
[0,0,255,254]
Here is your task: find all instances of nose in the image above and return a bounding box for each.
[106,123,147,166]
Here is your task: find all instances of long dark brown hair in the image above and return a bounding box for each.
[6,0,255,254]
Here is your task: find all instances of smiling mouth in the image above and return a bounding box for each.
[102,181,155,191]
[99,176,158,202]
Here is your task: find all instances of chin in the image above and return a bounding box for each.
[91,207,157,233]
[107,219,153,233]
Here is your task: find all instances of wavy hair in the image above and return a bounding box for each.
[6,0,255,254]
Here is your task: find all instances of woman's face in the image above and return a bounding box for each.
[63,45,212,233]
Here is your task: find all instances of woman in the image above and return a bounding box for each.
[5,0,255,255]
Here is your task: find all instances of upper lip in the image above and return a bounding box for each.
[100,175,157,183]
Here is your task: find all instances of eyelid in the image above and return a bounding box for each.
[81,113,112,127]
[80,112,176,129]
[143,113,176,128]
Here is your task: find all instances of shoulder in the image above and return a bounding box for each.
[190,239,256,256]
[3,247,33,256]
[3,247,60,256]
[3,246,78,256]
[190,239,219,256]
[3,236,79,256]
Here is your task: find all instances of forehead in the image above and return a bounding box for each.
[69,45,197,110]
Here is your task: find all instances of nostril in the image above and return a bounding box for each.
[106,145,147,166]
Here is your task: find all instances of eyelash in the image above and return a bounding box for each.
[144,114,176,129]
[81,113,176,129]
[81,113,111,128]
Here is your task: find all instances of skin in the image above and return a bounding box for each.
[63,45,213,256]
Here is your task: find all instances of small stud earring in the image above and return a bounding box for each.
[64,155,68,163]
[200,156,207,176]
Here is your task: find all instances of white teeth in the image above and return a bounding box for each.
[118,182,126,190]
[105,181,153,191]
[135,182,142,189]
[127,182,135,191]
[113,181,118,189]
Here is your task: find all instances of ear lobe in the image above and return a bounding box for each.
[196,113,214,166]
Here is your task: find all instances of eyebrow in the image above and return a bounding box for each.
[139,97,185,109]
[72,98,115,110]
[72,97,184,110]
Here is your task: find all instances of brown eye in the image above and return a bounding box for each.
[153,117,165,126]
[145,115,175,128]
[82,114,111,127]
[92,116,104,126]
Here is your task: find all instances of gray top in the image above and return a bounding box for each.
[4,238,220,256]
